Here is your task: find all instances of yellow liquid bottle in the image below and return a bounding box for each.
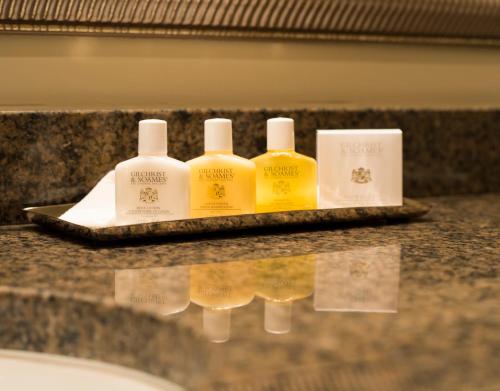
[252,118,317,213]
[187,118,256,218]
[255,254,315,334]
[190,260,255,343]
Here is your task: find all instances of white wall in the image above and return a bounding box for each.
[0,34,499,111]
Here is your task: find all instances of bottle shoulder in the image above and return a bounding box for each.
[252,151,316,166]
[164,156,190,172]
[251,152,270,163]
[115,156,138,171]
[186,155,206,166]
[116,155,189,172]
[232,154,256,169]
[187,153,255,169]
[294,152,317,166]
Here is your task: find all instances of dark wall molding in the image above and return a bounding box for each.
[1,0,500,46]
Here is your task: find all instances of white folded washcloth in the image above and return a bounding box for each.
[59,170,116,228]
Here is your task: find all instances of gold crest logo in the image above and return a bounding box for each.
[139,187,159,203]
[350,260,369,277]
[208,183,226,199]
[272,180,291,195]
[351,167,372,184]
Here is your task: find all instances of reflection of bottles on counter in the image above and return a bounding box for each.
[314,245,401,313]
[255,254,315,334]
[114,265,190,316]
[190,260,255,343]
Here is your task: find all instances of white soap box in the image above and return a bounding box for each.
[317,129,402,208]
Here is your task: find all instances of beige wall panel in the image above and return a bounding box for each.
[0,35,499,110]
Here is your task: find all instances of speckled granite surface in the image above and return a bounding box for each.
[0,193,498,390]
[25,198,429,241]
[1,109,499,224]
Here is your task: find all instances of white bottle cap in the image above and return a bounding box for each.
[138,119,168,155]
[264,300,292,334]
[204,118,233,152]
[267,117,295,151]
[203,308,231,343]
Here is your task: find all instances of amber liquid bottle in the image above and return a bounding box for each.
[187,119,255,218]
[252,118,317,213]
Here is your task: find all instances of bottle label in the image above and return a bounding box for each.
[263,165,299,179]
[207,183,226,200]
[263,165,300,207]
[126,170,172,220]
[198,168,234,181]
[256,161,316,213]
[264,165,299,201]
[139,187,159,203]
[192,168,245,214]
[130,171,168,184]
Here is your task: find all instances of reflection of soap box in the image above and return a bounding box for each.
[314,245,400,313]
[317,129,402,208]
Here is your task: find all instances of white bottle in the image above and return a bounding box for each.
[115,119,190,225]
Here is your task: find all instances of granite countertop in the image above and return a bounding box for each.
[0,193,499,390]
